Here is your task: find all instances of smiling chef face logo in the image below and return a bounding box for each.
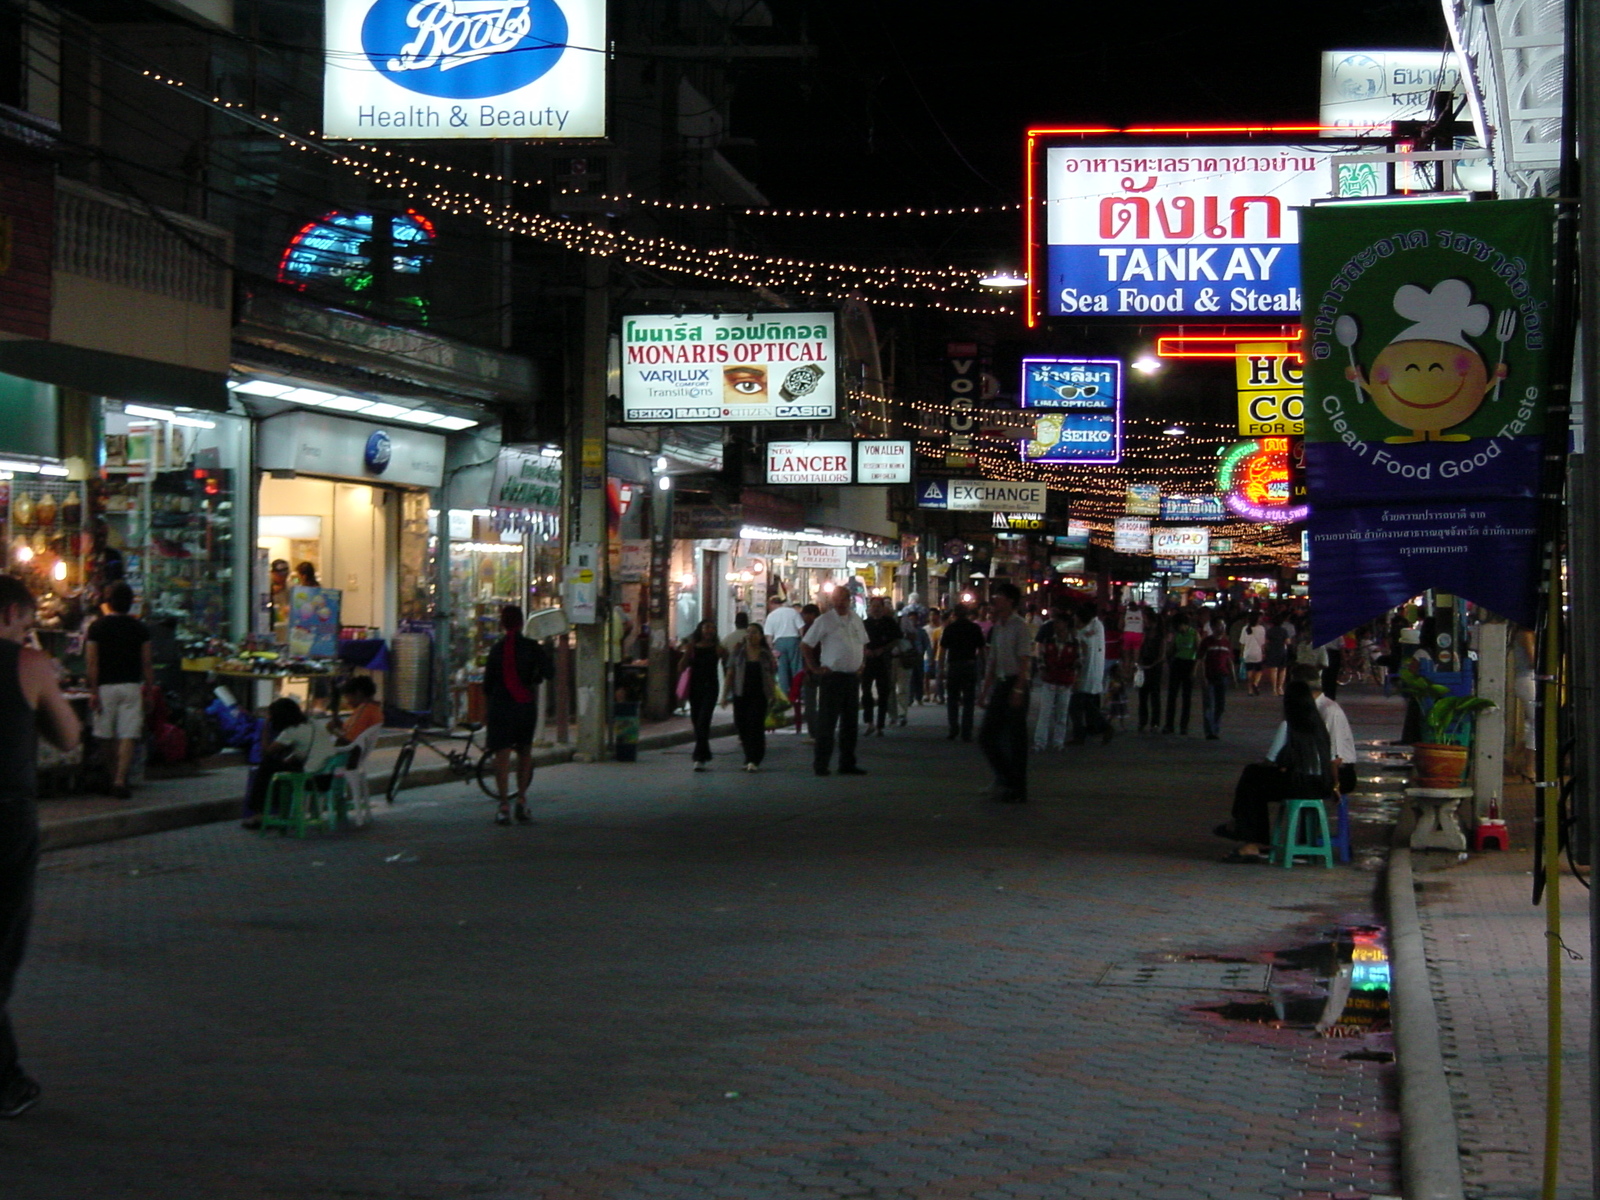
[1340,278,1511,443]
[360,0,569,100]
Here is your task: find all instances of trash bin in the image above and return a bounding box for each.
[614,701,641,762]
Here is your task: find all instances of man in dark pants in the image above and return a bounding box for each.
[801,584,869,777]
[977,583,1034,803]
[0,576,81,1118]
[939,604,985,741]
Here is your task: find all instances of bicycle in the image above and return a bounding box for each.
[384,721,501,804]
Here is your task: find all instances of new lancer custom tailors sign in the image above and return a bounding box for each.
[620,312,839,424]
[1300,198,1558,641]
[324,0,606,139]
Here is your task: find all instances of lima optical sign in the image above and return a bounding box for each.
[323,0,606,140]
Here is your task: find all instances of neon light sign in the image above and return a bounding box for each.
[1219,437,1309,523]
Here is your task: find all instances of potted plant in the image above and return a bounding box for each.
[1395,667,1498,787]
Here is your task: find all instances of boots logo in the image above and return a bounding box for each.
[360,0,569,99]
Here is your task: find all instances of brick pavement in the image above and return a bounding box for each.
[1412,847,1593,1200]
[3,687,1407,1199]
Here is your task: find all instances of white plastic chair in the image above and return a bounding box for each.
[338,724,382,828]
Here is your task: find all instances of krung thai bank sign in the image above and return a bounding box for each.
[323,0,606,140]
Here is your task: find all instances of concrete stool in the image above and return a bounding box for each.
[1405,786,1471,852]
[1271,798,1335,868]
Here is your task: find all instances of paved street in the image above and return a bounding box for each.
[6,690,1402,1200]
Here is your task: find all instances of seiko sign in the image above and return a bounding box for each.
[323,0,607,140]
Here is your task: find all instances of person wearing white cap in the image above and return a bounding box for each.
[1344,278,1508,443]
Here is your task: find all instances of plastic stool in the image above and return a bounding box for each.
[1271,798,1335,869]
[1473,819,1510,851]
[261,772,330,838]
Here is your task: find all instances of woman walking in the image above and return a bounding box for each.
[1137,611,1166,733]
[483,605,546,824]
[724,622,778,771]
[681,619,726,770]
[1163,611,1197,735]
[1262,611,1293,696]
[1238,613,1267,696]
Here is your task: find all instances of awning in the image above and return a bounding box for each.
[0,339,228,412]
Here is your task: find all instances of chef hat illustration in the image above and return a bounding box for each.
[1390,278,1491,348]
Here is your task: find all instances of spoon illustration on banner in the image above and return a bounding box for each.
[1335,315,1364,404]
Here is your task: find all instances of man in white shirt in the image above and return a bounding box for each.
[765,601,806,696]
[978,583,1034,802]
[801,586,869,777]
[1296,665,1357,794]
[1070,602,1114,744]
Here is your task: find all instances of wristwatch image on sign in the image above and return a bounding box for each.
[779,364,826,402]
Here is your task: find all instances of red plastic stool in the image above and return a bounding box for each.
[1473,820,1509,851]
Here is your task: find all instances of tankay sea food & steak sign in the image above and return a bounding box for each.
[1040,144,1355,318]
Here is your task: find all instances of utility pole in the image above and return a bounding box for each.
[1567,3,1598,1195]
[567,249,610,760]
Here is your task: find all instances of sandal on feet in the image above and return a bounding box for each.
[513,803,532,824]
[495,807,512,826]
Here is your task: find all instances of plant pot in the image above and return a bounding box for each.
[1413,742,1469,788]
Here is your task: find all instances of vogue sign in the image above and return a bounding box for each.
[323,0,606,140]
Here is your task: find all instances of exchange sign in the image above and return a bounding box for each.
[1038,143,1355,319]
[620,312,838,423]
[323,0,607,140]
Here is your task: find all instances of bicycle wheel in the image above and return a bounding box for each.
[476,747,506,801]
[386,744,416,805]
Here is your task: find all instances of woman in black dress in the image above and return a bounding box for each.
[484,606,544,825]
[723,621,777,771]
[680,619,726,770]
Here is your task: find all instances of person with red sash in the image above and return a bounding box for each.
[484,606,548,825]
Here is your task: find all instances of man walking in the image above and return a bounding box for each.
[0,575,82,1118]
[764,600,806,697]
[801,585,869,777]
[939,604,985,741]
[1069,601,1115,745]
[978,583,1033,803]
[1199,615,1236,740]
[85,581,152,799]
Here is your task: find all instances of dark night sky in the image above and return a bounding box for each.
[732,0,1452,271]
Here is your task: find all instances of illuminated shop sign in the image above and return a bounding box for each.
[1022,410,1120,465]
[766,441,852,485]
[620,312,838,423]
[1320,50,1464,138]
[1219,437,1310,523]
[1039,143,1353,318]
[1151,526,1209,558]
[1159,495,1226,523]
[1113,517,1150,553]
[857,439,912,483]
[323,0,607,140]
[1236,342,1305,436]
[1021,357,1121,409]
[1020,356,1120,464]
[1125,484,1160,515]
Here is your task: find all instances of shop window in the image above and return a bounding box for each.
[95,406,245,645]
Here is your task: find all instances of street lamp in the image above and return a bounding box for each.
[978,270,1028,288]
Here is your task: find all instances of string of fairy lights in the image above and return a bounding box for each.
[126,70,1297,564]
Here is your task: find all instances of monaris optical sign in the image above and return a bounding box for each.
[324,0,606,140]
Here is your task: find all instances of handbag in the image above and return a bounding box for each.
[1132,665,1145,690]
[675,666,692,701]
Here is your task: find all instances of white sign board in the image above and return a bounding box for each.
[1113,517,1150,554]
[1042,144,1353,319]
[857,440,912,484]
[766,441,852,485]
[323,0,607,140]
[257,410,446,489]
[942,479,1048,513]
[620,312,838,423]
[796,545,847,570]
[1320,50,1464,137]
[1151,526,1210,558]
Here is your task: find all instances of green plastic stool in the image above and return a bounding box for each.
[1270,798,1335,868]
[260,752,350,838]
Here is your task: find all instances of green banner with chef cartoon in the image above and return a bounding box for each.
[1300,198,1557,642]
